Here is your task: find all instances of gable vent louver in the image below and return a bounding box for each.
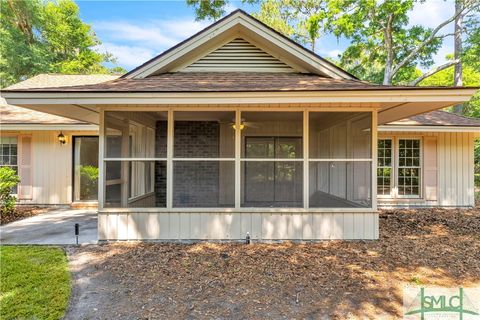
[181,38,295,72]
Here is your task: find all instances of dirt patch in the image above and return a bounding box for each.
[66,208,480,319]
[0,207,53,225]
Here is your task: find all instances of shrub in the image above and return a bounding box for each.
[0,167,20,215]
[79,165,98,200]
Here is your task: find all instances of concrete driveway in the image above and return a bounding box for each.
[0,209,97,245]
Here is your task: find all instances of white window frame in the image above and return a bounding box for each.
[377,137,394,199]
[395,137,422,199]
[0,135,19,195]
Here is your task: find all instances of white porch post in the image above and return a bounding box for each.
[98,107,105,209]
[372,109,378,210]
[235,109,241,209]
[303,109,309,209]
[166,109,174,209]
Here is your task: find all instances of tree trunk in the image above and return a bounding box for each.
[453,0,464,114]
[383,14,394,85]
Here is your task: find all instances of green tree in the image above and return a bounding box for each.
[0,0,124,88]
[420,63,480,118]
[335,0,479,85]
[188,0,479,87]
[252,0,341,51]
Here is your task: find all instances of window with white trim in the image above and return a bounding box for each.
[376,138,422,198]
[397,139,421,197]
[0,137,18,194]
[377,139,393,196]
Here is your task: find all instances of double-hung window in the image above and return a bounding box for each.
[377,139,393,197]
[397,139,421,197]
[377,138,421,198]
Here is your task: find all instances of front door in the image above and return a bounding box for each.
[73,136,99,202]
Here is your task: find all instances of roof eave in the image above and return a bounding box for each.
[379,125,480,132]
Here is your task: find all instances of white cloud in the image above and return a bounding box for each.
[98,42,155,68]
[93,21,178,48]
[91,18,210,69]
[155,19,210,39]
[93,18,209,50]
[321,49,343,58]
[409,1,454,30]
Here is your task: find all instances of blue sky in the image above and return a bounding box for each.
[76,0,456,72]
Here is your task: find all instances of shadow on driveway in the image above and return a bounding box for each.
[0,209,97,245]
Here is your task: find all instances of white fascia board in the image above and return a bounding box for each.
[379,125,480,132]
[126,11,353,80]
[2,89,476,106]
[0,124,98,131]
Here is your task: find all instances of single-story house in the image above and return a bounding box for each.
[1,74,117,206]
[1,10,479,241]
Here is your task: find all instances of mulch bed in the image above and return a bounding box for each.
[67,208,480,319]
[0,207,53,225]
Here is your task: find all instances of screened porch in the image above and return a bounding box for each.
[101,109,374,210]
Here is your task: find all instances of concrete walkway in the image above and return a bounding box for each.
[0,209,97,245]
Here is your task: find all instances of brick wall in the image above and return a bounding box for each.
[155,121,167,207]
[155,121,220,207]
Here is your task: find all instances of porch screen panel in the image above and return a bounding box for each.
[309,112,372,208]
[105,111,166,158]
[104,160,164,208]
[240,112,303,208]
[172,111,235,208]
[103,111,167,208]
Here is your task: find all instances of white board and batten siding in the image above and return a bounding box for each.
[98,211,379,241]
[378,131,477,207]
[2,130,97,205]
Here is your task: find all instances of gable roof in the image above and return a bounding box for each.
[5,72,474,93]
[1,74,118,126]
[0,73,385,92]
[4,74,119,90]
[0,103,84,125]
[385,110,480,127]
[123,9,357,80]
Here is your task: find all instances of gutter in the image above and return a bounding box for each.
[0,124,98,131]
[379,125,480,132]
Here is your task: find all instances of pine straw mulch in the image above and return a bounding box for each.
[67,208,480,319]
[0,207,53,225]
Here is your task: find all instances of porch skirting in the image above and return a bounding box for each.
[98,212,379,241]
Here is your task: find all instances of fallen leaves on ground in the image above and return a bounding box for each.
[68,208,480,319]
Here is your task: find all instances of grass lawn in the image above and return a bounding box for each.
[0,246,71,320]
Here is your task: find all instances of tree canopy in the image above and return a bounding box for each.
[187,0,479,85]
[0,0,124,88]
